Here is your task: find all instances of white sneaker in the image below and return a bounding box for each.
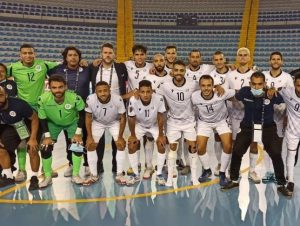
[165,177,173,187]
[248,171,261,184]
[115,173,126,185]
[15,170,27,182]
[71,175,84,185]
[84,166,91,177]
[192,178,200,186]
[64,165,73,177]
[39,176,52,188]
[143,167,154,180]
[214,164,221,176]
[126,174,140,186]
[83,175,99,186]
[156,174,166,186]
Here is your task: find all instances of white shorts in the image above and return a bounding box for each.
[231,118,242,140]
[91,121,120,142]
[167,120,196,143]
[135,123,159,141]
[197,119,231,137]
[285,131,300,150]
[274,118,285,138]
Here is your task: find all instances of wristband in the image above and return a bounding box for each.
[75,128,82,135]
[44,132,51,138]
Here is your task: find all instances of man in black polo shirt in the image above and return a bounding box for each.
[222,71,289,196]
[0,87,39,189]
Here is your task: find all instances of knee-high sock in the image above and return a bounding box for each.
[72,153,82,177]
[198,152,210,170]
[220,152,232,173]
[87,150,98,176]
[189,152,198,181]
[157,152,166,175]
[249,153,258,173]
[144,140,154,168]
[17,148,27,171]
[286,149,296,183]
[116,150,126,174]
[128,152,139,175]
[42,156,52,178]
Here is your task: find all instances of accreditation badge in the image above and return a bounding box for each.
[13,120,30,140]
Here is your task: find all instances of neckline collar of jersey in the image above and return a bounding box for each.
[172,77,186,87]
[270,69,282,78]
[201,91,214,100]
[237,68,251,74]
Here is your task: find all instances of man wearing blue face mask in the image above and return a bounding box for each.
[222,71,290,196]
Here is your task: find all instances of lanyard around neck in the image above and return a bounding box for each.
[100,64,114,87]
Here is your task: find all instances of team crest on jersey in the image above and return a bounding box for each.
[79,67,83,72]
[9,111,16,117]
[35,65,42,72]
[6,84,12,90]
[65,104,72,110]
[264,99,271,105]
[138,108,141,111]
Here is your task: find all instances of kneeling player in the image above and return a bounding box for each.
[192,75,235,186]
[85,81,126,185]
[127,80,167,186]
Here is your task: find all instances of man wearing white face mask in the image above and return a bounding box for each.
[222,71,289,197]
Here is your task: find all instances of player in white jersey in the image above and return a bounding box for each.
[262,51,294,183]
[127,80,167,185]
[84,81,126,185]
[227,47,260,183]
[276,74,300,196]
[185,49,215,82]
[124,44,153,91]
[157,60,199,186]
[209,51,233,176]
[164,45,177,74]
[192,75,235,186]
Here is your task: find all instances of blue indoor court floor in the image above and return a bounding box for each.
[0,133,300,226]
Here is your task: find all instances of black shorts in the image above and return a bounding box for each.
[0,124,21,153]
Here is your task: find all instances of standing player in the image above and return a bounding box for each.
[0,87,39,190]
[262,51,294,183]
[164,45,177,74]
[84,81,126,185]
[127,80,167,185]
[276,73,300,196]
[157,60,199,186]
[227,47,260,183]
[192,75,235,186]
[0,63,17,97]
[7,44,59,182]
[38,75,85,188]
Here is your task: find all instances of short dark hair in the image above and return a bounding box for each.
[0,63,7,74]
[132,44,147,54]
[165,45,177,52]
[48,74,67,86]
[173,60,186,68]
[213,50,224,56]
[95,81,110,88]
[189,49,201,57]
[199,74,214,86]
[250,71,265,82]
[139,80,152,89]
[294,72,300,83]
[62,46,82,65]
[101,43,114,51]
[269,51,283,60]
[20,43,34,51]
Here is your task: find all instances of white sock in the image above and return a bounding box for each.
[189,152,198,181]
[87,150,98,176]
[214,141,222,164]
[264,152,274,173]
[286,149,296,183]
[156,152,166,175]
[220,152,232,172]
[128,152,139,175]
[249,153,258,173]
[116,150,126,174]
[2,168,13,179]
[167,151,177,181]
[198,152,210,170]
[145,140,154,168]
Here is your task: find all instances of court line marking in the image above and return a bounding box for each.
[0,147,263,204]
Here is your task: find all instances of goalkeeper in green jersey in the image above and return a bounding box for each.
[38,74,85,188]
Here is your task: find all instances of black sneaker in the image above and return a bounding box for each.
[28,176,39,191]
[286,182,294,196]
[0,175,15,188]
[220,181,239,191]
[277,185,292,197]
[198,168,212,183]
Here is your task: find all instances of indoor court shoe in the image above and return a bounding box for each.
[277,185,292,197]
[15,170,27,182]
[262,171,276,184]
[39,177,52,189]
[165,177,173,187]
[71,175,84,185]
[126,174,140,186]
[220,180,239,191]
[219,172,229,187]
[198,168,212,183]
[286,182,294,196]
[156,174,166,186]
[143,167,154,179]
[28,176,39,191]
[180,166,191,175]
[83,175,99,186]
[64,165,73,177]
[0,175,15,188]
[115,173,126,185]
[248,171,261,184]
